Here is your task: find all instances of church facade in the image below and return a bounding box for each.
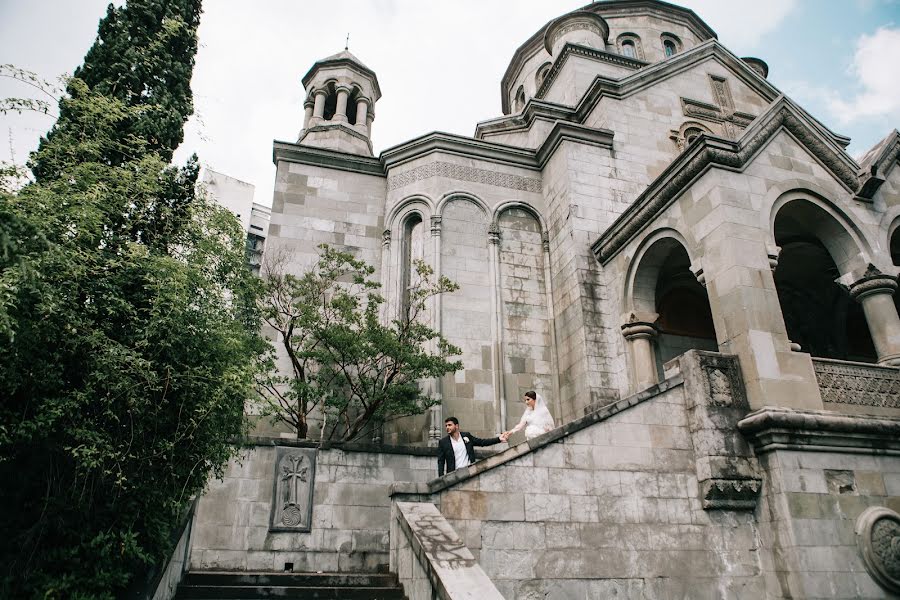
[175,1,900,597]
[268,0,900,447]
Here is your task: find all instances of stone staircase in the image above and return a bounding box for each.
[174,571,407,599]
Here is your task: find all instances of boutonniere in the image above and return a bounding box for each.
[463,437,470,443]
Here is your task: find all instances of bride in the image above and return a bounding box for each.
[503,390,555,441]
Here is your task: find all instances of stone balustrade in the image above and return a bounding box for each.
[812,357,900,412]
[391,502,504,600]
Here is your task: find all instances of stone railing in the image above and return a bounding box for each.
[124,498,196,600]
[390,502,503,600]
[812,357,900,410]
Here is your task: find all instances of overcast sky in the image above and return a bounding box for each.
[2,1,899,208]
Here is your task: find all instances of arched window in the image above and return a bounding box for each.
[616,33,643,60]
[401,214,425,315]
[684,127,703,145]
[535,62,552,89]
[323,87,337,120]
[514,86,526,112]
[661,35,681,58]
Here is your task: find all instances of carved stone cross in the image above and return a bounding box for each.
[680,74,757,140]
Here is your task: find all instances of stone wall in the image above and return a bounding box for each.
[189,441,436,572]
[755,448,900,598]
[395,372,768,599]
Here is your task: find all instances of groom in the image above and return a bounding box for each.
[437,417,508,476]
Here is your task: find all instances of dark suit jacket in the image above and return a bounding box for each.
[437,431,501,476]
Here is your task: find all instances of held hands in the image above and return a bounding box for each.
[499,431,511,443]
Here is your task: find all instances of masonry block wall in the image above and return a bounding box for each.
[189,443,435,572]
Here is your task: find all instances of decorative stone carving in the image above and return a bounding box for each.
[381,229,391,247]
[430,214,442,236]
[856,506,900,594]
[487,221,501,245]
[848,265,898,302]
[700,477,761,510]
[388,161,541,193]
[269,447,317,532]
[812,359,900,408]
[698,353,748,409]
[679,76,756,140]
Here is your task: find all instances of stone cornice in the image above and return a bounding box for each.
[738,407,900,454]
[273,141,384,177]
[276,124,614,183]
[380,131,537,171]
[591,98,861,265]
[535,42,647,100]
[390,374,684,498]
[856,129,900,201]
[500,0,717,114]
[301,56,381,100]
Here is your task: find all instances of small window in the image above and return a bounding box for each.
[535,62,552,88]
[684,127,703,144]
[514,86,526,112]
[622,40,636,58]
[663,40,677,57]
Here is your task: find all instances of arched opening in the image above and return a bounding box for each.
[621,40,636,58]
[514,86,526,112]
[773,201,877,362]
[630,235,717,384]
[400,213,425,316]
[684,127,703,145]
[346,88,360,125]
[663,40,676,57]
[323,83,337,121]
[891,224,900,267]
[535,62,552,89]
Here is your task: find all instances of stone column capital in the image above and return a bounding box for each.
[488,221,501,245]
[621,321,659,340]
[303,99,315,109]
[430,215,442,236]
[381,229,391,247]
[313,88,328,98]
[541,230,550,252]
[334,85,353,95]
[849,272,897,302]
[766,245,782,271]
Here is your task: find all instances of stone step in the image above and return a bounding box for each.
[174,571,407,600]
[181,571,399,588]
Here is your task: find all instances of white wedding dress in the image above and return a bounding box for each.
[510,393,555,440]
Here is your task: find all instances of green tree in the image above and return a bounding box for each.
[257,245,462,442]
[0,1,264,597]
[31,0,202,180]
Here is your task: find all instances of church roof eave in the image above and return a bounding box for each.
[855,129,900,201]
[301,51,382,100]
[591,96,863,265]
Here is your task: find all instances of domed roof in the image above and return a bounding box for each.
[301,48,381,100]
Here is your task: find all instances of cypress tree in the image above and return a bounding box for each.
[32,0,202,179]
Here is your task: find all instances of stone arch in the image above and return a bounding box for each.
[386,194,434,230]
[670,121,713,152]
[769,190,872,278]
[770,191,878,362]
[436,191,490,219]
[493,202,557,425]
[492,200,548,233]
[624,229,716,387]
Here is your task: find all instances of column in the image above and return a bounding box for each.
[541,231,562,420]
[488,222,506,431]
[302,99,314,130]
[429,214,444,444]
[366,112,375,139]
[356,98,369,132]
[622,316,659,391]
[849,272,900,366]
[312,89,327,119]
[334,86,350,122]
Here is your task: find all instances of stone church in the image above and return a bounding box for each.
[167,1,900,598]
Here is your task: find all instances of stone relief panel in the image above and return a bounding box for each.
[269,447,317,532]
[813,359,900,408]
[856,506,900,594]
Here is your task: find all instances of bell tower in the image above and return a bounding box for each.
[297,49,381,157]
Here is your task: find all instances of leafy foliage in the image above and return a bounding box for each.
[257,245,462,442]
[0,1,264,597]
